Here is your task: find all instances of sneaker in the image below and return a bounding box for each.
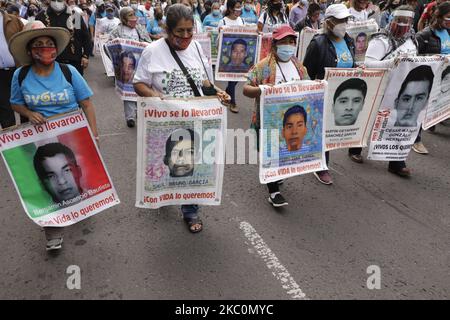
[268,192,288,207]
[412,142,428,154]
[229,104,239,113]
[127,119,135,128]
[388,167,411,178]
[46,238,63,251]
[349,153,363,163]
[313,170,333,185]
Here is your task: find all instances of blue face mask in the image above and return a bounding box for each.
[276,44,296,61]
[106,12,114,19]
[212,9,220,16]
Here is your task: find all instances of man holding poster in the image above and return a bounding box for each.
[6,22,120,251]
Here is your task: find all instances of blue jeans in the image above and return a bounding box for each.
[226,81,238,105]
[181,205,199,219]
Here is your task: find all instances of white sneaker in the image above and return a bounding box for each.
[412,142,429,155]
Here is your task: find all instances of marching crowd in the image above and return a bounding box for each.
[0,0,448,250]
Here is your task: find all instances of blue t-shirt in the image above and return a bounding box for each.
[435,29,450,55]
[135,10,148,27]
[146,18,165,35]
[241,8,258,25]
[202,13,222,28]
[10,62,93,118]
[331,39,353,68]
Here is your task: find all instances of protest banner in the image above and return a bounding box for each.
[423,55,450,129]
[136,97,226,209]
[297,27,320,62]
[193,32,214,82]
[346,19,378,63]
[324,68,389,151]
[259,81,327,184]
[100,39,114,77]
[106,38,150,101]
[204,26,219,65]
[368,56,443,161]
[215,26,258,81]
[0,111,120,227]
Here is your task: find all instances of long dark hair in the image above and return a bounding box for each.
[225,0,241,17]
[266,0,287,25]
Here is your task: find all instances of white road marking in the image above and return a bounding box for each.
[239,221,308,300]
[230,201,238,207]
[99,132,127,137]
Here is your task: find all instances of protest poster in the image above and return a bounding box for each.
[204,26,219,65]
[297,27,320,62]
[324,68,389,151]
[423,55,450,129]
[346,19,378,63]
[0,111,120,227]
[106,38,150,101]
[193,32,214,82]
[136,97,226,209]
[215,26,258,81]
[259,81,327,184]
[100,39,114,77]
[368,56,443,161]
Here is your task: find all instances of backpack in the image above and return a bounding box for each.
[18,63,73,87]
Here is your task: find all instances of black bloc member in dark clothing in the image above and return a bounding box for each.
[36,2,91,75]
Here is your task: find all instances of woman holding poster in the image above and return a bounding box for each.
[303,4,356,185]
[8,21,99,251]
[110,7,152,128]
[217,0,246,113]
[133,4,230,233]
[362,5,418,177]
[243,25,308,207]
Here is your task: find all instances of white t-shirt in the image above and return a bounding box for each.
[133,38,210,98]
[121,25,140,41]
[365,36,417,69]
[349,8,369,22]
[275,60,301,84]
[97,17,121,34]
[258,11,288,32]
[217,16,245,28]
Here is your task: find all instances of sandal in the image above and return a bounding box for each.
[184,217,203,233]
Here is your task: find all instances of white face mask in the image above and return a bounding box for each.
[332,23,347,38]
[50,0,66,12]
[131,3,138,9]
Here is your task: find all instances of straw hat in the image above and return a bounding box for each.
[8,21,71,66]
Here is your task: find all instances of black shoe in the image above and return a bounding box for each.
[127,119,135,128]
[268,193,288,207]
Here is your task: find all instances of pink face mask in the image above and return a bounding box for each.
[31,47,57,65]
[173,35,193,50]
[127,18,138,28]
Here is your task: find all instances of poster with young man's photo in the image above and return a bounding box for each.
[0,112,120,227]
[368,56,443,161]
[136,97,227,209]
[346,19,378,63]
[215,26,258,81]
[106,38,150,101]
[324,68,389,151]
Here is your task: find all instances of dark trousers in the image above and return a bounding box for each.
[0,68,17,129]
[226,81,238,105]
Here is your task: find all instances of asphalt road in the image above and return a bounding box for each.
[0,57,448,300]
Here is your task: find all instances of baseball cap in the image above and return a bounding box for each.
[273,25,297,41]
[324,4,351,20]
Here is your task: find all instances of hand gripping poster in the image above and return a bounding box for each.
[136,97,227,209]
[423,55,450,129]
[106,38,150,101]
[215,26,258,81]
[0,111,120,227]
[259,81,328,184]
[346,19,378,63]
[368,56,442,161]
[297,27,320,63]
[324,68,389,151]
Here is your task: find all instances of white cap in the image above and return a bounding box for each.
[324,4,351,20]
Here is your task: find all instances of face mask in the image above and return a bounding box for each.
[244,4,251,11]
[390,22,410,38]
[131,3,138,10]
[145,3,151,10]
[234,8,242,16]
[276,44,296,62]
[212,9,220,16]
[332,22,347,38]
[31,47,57,65]
[106,11,114,18]
[50,0,66,12]
[173,34,192,50]
[127,17,137,28]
